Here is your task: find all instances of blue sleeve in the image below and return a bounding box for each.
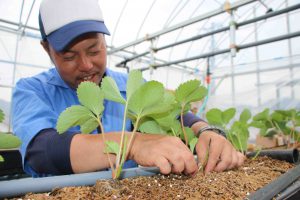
[26,128,78,175]
[181,112,205,127]
[12,79,59,171]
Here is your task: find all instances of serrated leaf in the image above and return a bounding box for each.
[56,105,93,134]
[239,109,251,124]
[189,137,198,153]
[229,122,249,152]
[0,109,4,123]
[222,108,236,124]
[101,77,126,104]
[270,112,284,122]
[175,80,207,104]
[0,133,21,149]
[127,70,144,100]
[139,118,165,134]
[80,117,99,134]
[249,121,266,129]
[104,141,120,155]
[206,108,223,127]
[77,81,104,116]
[128,81,164,116]
[253,108,269,121]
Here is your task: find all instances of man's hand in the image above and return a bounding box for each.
[196,131,245,173]
[129,133,198,175]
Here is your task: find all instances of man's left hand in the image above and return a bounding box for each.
[196,131,245,174]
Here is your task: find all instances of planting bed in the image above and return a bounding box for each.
[7,156,295,200]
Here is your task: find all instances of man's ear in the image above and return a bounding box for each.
[40,40,50,55]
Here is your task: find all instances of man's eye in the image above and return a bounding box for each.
[63,56,75,61]
[89,51,100,56]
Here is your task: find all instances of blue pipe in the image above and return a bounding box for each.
[0,166,159,198]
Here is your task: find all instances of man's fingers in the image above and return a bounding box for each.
[154,156,171,175]
[214,147,232,172]
[237,152,246,167]
[204,139,223,173]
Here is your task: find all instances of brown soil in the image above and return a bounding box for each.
[11,157,295,200]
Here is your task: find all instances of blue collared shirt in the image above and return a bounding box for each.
[12,67,135,176]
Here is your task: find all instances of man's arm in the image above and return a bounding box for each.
[70,132,198,175]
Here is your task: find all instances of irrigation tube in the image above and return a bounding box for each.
[0,166,159,198]
[247,163,300,200]
[246,149,299,163]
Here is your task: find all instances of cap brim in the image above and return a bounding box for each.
[47,20,110,52]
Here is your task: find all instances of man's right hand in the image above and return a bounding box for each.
[129,133,198,175]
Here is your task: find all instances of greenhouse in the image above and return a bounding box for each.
[0,0,300,199]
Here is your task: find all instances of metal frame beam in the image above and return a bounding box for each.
[115,3,300,68]
[108,0,256,54]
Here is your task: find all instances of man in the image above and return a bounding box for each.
[12,0,245,177]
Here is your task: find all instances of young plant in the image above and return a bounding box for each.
[136,80,208,153]
[206,108,252,154]
[273,109,300,147]
[0,108,22,162]
[55,82,117,175]
[250,108,281,138]
[100,70,174,178]
[174,80,208,146]
[57,70,173,179]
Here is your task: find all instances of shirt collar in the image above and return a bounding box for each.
[47,68,70,89]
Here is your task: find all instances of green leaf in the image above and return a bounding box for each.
[249,121,266,129]
[253,108,269,121]
[0,133,21,149]
[77,81,104,116]
[104,141,120,155]
[175,80,207,104]
[265,127,279,137]
[128,81,164,117]
[0,109,4,123]
[80,117,99,134]
[270,112,284,122]
[127,70,144,100]
[206,108,223,127]
[189,137,198,153]
[56,105,93,134]
[229,122,249,152]
[180,127,195,143]
[0,155,4,162]
[139,118,165,134]
[239,109,251,124]
[101,77,126,104]
[222,108,236,124]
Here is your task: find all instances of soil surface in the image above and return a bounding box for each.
[10,156,295,200]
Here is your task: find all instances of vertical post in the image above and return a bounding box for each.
[8,0,25,131]
[285,0,294,99]
[229,11,237,57]
[254,8,261,107]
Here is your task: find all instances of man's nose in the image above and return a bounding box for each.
[78,56,93,71]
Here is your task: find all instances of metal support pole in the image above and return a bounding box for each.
[254,8,261,107]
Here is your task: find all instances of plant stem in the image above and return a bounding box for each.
[171,128,177,137]
[180,105,188,146]
[96,116,115,177]
[115,103,129,178]
[125,116,140,160]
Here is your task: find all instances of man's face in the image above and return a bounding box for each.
[44,33,107,89]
